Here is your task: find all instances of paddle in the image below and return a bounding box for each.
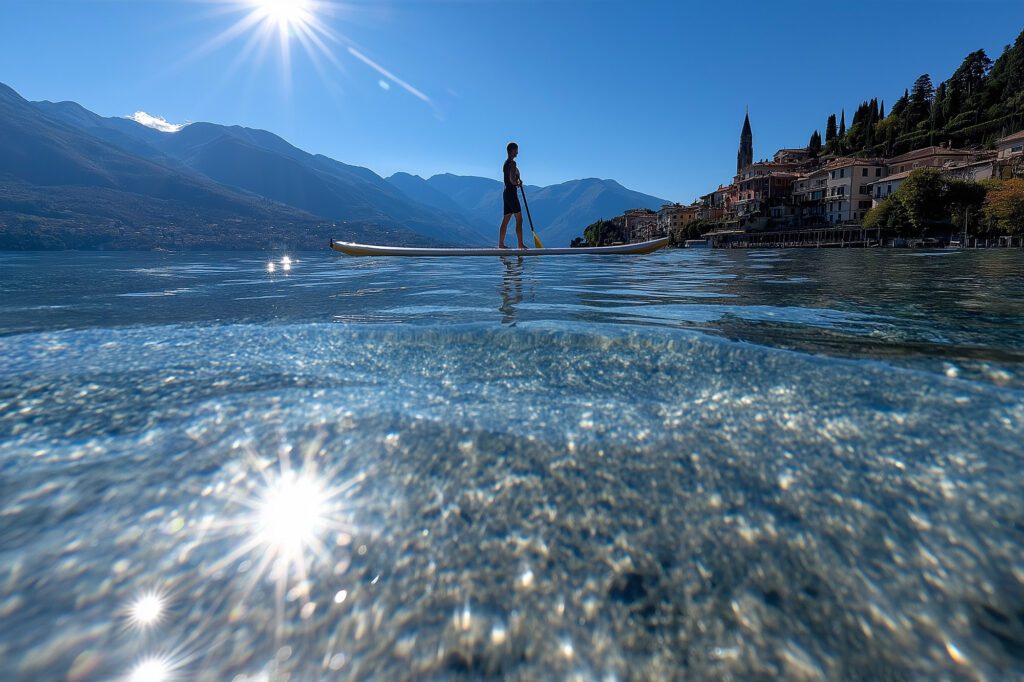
[519,185,544,249]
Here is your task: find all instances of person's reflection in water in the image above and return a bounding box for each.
[499,256,524,325]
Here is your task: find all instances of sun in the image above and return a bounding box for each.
[251,0,313,35]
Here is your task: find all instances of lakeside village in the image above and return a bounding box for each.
[572,34,1024,250]
[572,119,1024,250]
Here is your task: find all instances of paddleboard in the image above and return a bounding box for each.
[330,237,670,257]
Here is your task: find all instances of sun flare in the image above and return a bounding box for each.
[189,0,433,104]
[251,0,313,34]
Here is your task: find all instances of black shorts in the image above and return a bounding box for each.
[503,187,521,215]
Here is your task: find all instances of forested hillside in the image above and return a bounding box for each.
[808,28,1024,158]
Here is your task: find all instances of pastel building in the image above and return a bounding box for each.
[698,184,736,222]
[622,208,660,241]
[734,162,797,218]
[823,158,886,223]
[869,170,912,207]
[658,203,700,234]
[791,167,830,222]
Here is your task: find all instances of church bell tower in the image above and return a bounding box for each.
[737,111,753,173]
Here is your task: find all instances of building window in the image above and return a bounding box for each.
[875,168,883,176]
[840,169,845,178]
[862,168,868,177]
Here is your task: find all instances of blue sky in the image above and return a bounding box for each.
[1,1,1022,201]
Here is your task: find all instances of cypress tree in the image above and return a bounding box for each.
[825,114,837,144]
[880,100,885,119]
[864,101,877,152]
[944,81,962,123]
[839,109,846,138]
[808,130,822,157]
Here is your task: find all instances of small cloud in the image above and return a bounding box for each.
[378,80,390,91]
[127,111,185,133]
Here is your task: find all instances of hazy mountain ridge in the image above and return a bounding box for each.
[31,100,491,246]
[1,83,435,249]
[2,80,670,250]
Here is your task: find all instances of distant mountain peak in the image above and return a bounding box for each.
[127,111,184,133]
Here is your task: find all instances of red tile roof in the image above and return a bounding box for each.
[868,169,914,184]
[886,146,975,164]
[822,157,884,170]
[997,130,1024,144]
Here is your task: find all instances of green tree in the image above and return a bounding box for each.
[946,178,989,236]
[686,220,708,240]
[864,197,910,237]
[943,82,963,124]
[890,89,910,121]
[825,114,837,145]
[951,49,993,99]
[898,168,947,235]
[865,169,989,238]
[984,31,1024,117]
[909,74,935,125]
[583,219,624,246]
[808,130,822,157]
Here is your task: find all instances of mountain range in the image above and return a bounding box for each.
[0,81,669,250]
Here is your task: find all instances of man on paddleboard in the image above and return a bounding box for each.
[499,142,527,249]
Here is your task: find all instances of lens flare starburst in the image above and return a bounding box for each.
[252,0,313,33]
[187,0,432,103]
[255,470,329,563]
[191,432,369,638]
[128,655,174,682]
[127,591,167,630]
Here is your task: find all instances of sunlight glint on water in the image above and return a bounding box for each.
[0,249,1022,679]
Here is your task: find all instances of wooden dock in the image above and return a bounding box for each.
[706,226,883,249]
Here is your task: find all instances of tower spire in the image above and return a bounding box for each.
[737,110,753,174]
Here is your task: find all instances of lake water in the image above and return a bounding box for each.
[1,249,1022,680]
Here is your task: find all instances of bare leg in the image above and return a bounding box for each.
[499,214,512,248]
[515,213,526,249]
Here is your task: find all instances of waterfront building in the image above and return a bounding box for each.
[658,203,699,234]
[734,162,797,218]
[791,167,830,222]
[823,157,886,223]
[868,170,912,207]
[622,208,660,241]
[698,184,736,223]
[872,145,1000,205]
[996,130,1024,160]
[885,145,980,175]
[994,130,1024,179]
[945,158,997,183]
